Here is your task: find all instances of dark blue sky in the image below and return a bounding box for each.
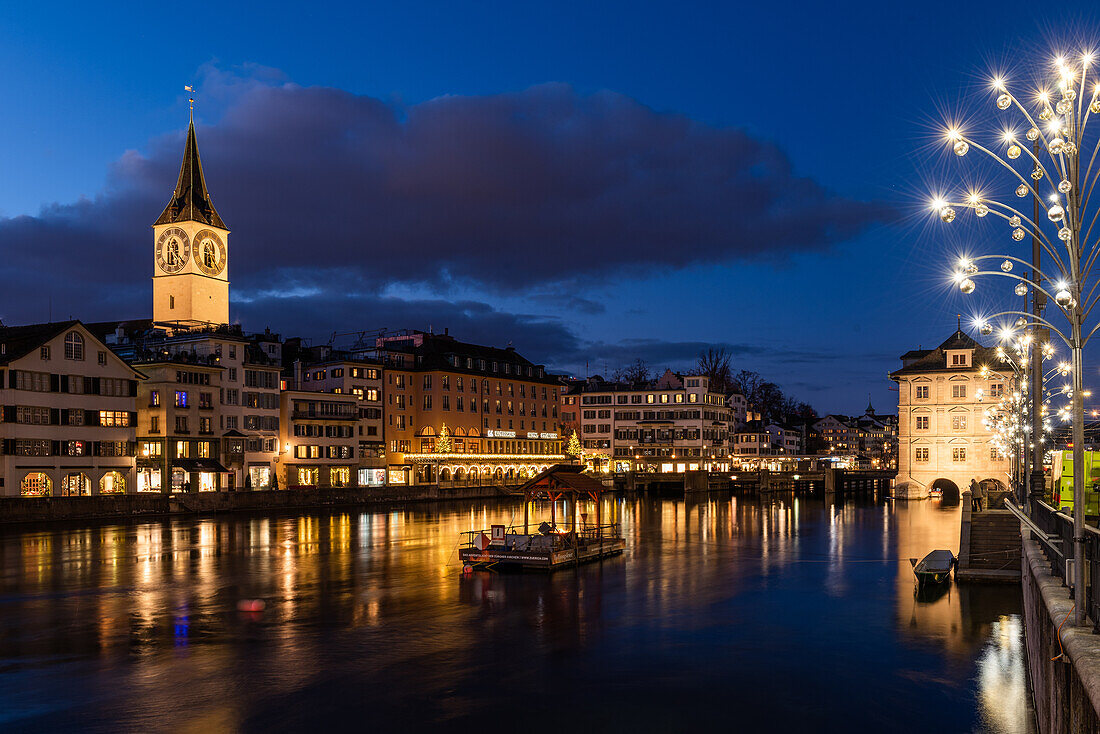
[3,1,1099,413]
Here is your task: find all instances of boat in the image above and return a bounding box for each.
[909,549,956,586]
[457,465,625,572]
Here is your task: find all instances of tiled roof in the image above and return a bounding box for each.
[890,329,1004,378]
[0,320,79,365]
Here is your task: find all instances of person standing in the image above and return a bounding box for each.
[970,479,981,512]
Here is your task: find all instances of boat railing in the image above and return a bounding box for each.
[458,523,622,550]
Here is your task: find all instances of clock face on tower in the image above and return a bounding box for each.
[193,230,227,277]
[155,227,191,273]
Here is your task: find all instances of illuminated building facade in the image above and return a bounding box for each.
[283,339,386,486]
[277,390,360,488]
[890,329,1012,499]
[376,330,563,485]
[0,321,142,496]
[564,370,733,473]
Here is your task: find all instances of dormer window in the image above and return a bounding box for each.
[946,350,971,368]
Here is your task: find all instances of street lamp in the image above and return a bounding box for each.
[934,52,1100,624]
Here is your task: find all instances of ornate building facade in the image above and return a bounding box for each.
[890,329,1012,499]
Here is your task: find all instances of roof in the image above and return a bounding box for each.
[890,328,1006,378]
[0,320,79,365]
[515,464,610,495]
[154,121,227,229]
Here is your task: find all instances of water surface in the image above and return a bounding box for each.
[0,494,1032,732]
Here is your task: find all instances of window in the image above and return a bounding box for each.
[951,416,967,430]
[141,441,162,458]
[64,331,84,360]
[950,353,968,366]
[951,384,966,399]
[990,383,1004,397]
[915,416,929,430]
[199,392,213,408]
[915,385,929,399]
[423,375,432,390]
[40,346,49,360]
[150,416,160,433]
[99,411,131,427]
[175,391,188,407]
[991,447,1001,460]
[151,390,161,407]
[98,351,107,365]
[915,447,929,462]
[200,417,212,434]
[952,447,967,462]
[423,395,432,410]
[176,416,189,433]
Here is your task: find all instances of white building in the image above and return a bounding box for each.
[890,328,1012,500]
[565,369,733,473]
[0,321,143,496]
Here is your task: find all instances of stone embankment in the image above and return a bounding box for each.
[0,485,517,524]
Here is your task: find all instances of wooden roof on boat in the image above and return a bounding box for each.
[516,464,609,495]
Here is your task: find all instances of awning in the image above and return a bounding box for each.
[172,459,230,473]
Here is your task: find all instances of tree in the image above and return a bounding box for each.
[612,358,651,385]
[696,347,733,393]
[566,429,583,457]
[435,423,452,453]
[731,370,766,406]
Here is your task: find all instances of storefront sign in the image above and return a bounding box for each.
[487,430,516,438]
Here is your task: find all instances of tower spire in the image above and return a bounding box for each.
[153,97,227,229]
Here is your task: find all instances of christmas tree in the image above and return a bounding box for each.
[565,429,583,458]
[435,423,453,453]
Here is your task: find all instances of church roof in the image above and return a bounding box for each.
[154,121,227,229]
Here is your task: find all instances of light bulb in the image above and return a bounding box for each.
[960,278,976,294]
[1059,179,1072,193]
[1001,259,1013,272]
[1015,282,1029,296]
[1007,144,1021,159]
[1016,184,1029,197]
[940,207,956,223]
[997,93,1013,110]
[954,140,969,156]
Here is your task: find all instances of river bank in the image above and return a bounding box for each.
[0,484,516,524]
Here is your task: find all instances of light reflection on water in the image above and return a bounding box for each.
[0,493,1033,732]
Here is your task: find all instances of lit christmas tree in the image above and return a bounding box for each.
[565,429,583,458]
[435,423,452,453]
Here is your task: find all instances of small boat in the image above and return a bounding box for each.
[909,549,956,586]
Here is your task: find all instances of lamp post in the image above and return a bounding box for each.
[935,53,1100,625]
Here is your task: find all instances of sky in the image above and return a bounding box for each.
[3,1,1100,414]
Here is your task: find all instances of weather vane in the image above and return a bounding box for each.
[184,85,195,122]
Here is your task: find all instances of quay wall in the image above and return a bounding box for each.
[1022,534,1100,734]
[0,485,519,525]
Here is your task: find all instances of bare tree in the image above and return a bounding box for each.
[696,347,733,392]
[612,358,651,385]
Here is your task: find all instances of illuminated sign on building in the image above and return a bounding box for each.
[487,430,516,438]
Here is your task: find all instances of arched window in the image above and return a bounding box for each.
[21,473,51,497]
[64,331,84,360]
[100,472,125,494]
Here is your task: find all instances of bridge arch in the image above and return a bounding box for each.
[931,478,961,505]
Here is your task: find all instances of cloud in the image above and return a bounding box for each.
[0,65,894,330]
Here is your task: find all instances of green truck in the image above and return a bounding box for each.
[1048,449,1100,515]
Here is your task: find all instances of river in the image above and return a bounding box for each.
[0,493,1033,733]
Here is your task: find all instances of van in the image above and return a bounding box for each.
[1048,449,1100,515]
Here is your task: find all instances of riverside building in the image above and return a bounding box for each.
[890,328,1012,500]
[0,321,143,496]
[375,330,563,485]
[282,338,386,486]
[564,369,733,473]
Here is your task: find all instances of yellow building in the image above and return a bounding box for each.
[377,331,563,485]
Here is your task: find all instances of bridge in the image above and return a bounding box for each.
[611,468,896,497]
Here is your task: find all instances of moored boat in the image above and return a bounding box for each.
[909,549,955,585]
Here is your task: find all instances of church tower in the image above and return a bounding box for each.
[152,120,229,326]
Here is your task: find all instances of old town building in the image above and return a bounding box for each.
[564,369,733,473]
[278,390,359,488]
[0,321,142,496]
[282,338,386,486]
[376,330,563,485]
[890,328,1012,499]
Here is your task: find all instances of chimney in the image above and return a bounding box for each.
[293,360,303,390]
